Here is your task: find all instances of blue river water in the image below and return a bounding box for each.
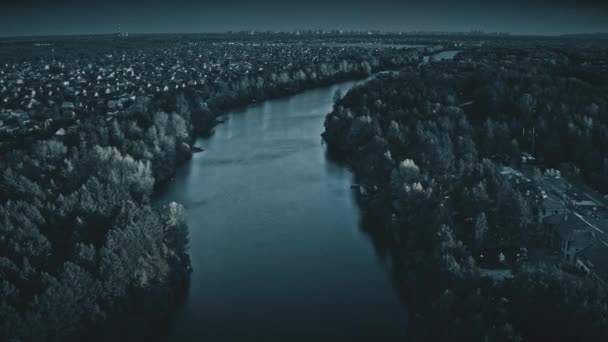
[156,79,408,340]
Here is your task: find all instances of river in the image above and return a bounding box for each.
[155,78,408,340]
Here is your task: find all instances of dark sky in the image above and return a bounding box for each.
[1,0,607,37]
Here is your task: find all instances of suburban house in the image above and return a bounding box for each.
[60,101,75,118]
[540,195,568,219]
[543,213,595,263]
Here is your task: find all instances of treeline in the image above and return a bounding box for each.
[457,46,608,192]
[0,43,425,340]
[153,49,422,136]
[0,97,192,341]
[322,44,608,341]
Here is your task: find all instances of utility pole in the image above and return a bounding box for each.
[532,126,535,157]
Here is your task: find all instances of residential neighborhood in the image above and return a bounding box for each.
[515,157,608,284]
[0,35,441,153]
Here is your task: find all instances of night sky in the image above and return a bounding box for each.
[1,0,607,37]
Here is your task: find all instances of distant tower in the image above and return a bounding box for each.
[52,48,55,61]
[116,24,128,37]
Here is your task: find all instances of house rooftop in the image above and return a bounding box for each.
[542,196,567,215]
[545,212,596,242]
[61,101,75,109]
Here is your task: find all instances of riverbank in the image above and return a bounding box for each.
[144,46,448,340]
[151,46,432,187]
[321,47,608,341]
[156,78,408,340]
[0,41,439,341]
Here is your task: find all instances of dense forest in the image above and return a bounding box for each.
[0,36,425,340]
[323,42,608,341]
[0,102,192,341]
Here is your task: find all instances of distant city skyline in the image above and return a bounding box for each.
[1,0,607,37]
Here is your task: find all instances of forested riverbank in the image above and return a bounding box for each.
[159,79,409,341]
[323,42,608,341]
[0,35,428,340]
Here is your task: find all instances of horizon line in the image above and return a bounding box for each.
[1,30,607,40]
